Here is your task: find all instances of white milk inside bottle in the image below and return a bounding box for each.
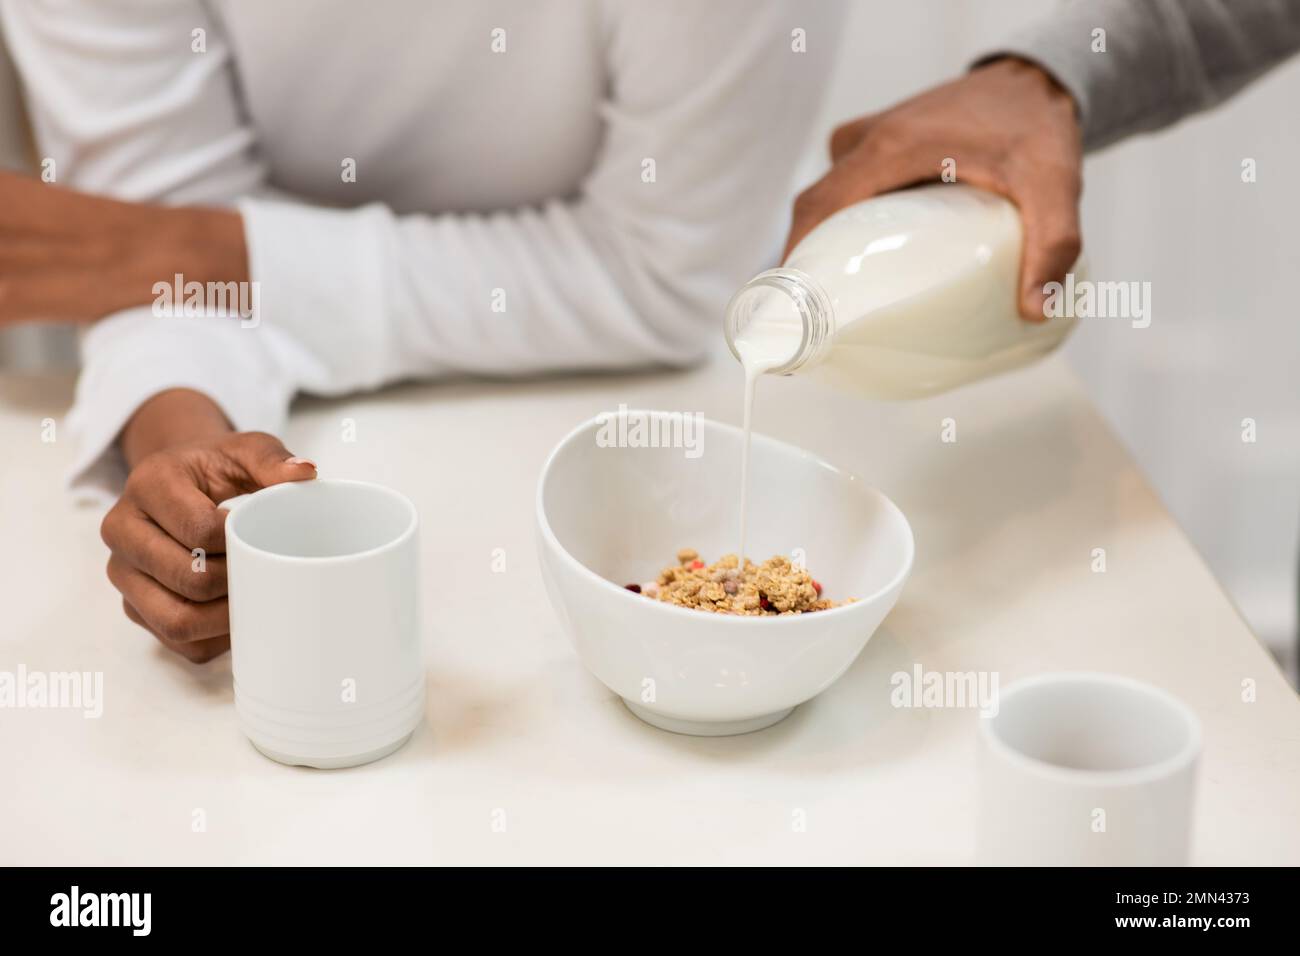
[725,183,1080,559]
[726,182,1079,397]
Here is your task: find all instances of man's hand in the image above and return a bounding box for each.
[0,170,247,325]
[101,391,316,663]
[784,57,1083,321]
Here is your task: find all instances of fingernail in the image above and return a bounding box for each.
[285,456,317,469]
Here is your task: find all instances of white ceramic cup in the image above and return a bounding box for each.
[222,479,425,769]
[977,672,1201,865]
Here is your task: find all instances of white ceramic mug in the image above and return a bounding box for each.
[977,672,1201,866]
[223,479,425,769]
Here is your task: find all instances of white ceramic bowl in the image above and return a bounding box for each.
[536,410,914,736]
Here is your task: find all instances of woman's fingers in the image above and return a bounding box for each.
[103,430,316,664]
[218,431,317,491]
[121,600,230,664]
[122,453,228,555]
[107,555,230,646]
[101,501,227,602]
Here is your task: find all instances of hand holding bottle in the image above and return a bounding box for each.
[783,57,1083,322]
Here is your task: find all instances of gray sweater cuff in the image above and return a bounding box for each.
[974,0,1300,152]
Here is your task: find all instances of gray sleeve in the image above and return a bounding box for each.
[975,0,1300,151]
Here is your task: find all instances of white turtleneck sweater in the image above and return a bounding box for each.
[0,0,844,501]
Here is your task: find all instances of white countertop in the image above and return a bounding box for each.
[2,356,1297,865]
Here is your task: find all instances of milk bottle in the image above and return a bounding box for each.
[725,183,1078,397]
[726,183,1079,561]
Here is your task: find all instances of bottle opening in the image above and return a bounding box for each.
[723,269,831,376]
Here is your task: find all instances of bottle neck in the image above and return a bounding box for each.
[723,267,834,376]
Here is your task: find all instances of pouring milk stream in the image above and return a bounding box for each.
[725,183,1080,561]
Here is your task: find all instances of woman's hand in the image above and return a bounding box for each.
[101,389,316,663]
[783,57,1084,322]
[0,171,247,325]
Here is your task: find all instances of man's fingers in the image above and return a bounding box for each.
[828,116,873,162]
[1013,175,1083,322]
[101,502,227,602]
[108,555,229,645]
[122,600,230,664]
[783,145,944,260]
[864,156,1080,322]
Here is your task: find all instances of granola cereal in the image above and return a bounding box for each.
[625,549,846,616]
